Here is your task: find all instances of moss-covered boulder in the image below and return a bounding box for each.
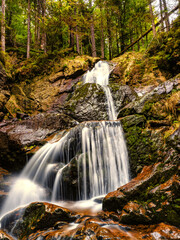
[103,157,180,226]
[64,83,108,121]
[1,202,78,239]
[64,83,137,122]
[118,77,179,118]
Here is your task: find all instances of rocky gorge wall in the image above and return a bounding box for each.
[0,52,179,239]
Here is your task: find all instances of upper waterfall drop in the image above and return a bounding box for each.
[84,61,117,120]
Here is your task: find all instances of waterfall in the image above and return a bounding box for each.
[84,61,117,120]
[0,61,129,217]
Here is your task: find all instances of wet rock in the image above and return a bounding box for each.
[120,114,146,130]
[1,202,78,239]
[119,201,151,224]
[0,112,77,171]
[0,168,11,206]
[110,84,137,113]
[64,83,108,122]
[167,127,180,151]
[103,161,179,212]
[64,82,137,122]
[118,78,178,118]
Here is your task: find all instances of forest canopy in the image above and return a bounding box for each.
[0,0,179,60]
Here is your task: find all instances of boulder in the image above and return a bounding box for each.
[103,159,179,209]
[118,78,179,118]
[119,201,151,224]
[64,83,137,122]
[0,112,77,171]
[64,83,108,122]
[1,202,78,239]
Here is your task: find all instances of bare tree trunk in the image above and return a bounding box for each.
[76,26,80,54]
[159,0,165,31]
[69,25,75,50]
[41,0,47,53]
[148,0,156,36]
[37,0,41,46]
[1,0,6,52]
[100,5,105,59]
[162,0,170,31]
[34,0,39,49]
[107,15,112,60]
[27,0,31,59]
[89,0,96,57]
[90,17,96,57]
[80,40,83,55]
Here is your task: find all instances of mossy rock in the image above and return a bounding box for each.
[64,83,108,122]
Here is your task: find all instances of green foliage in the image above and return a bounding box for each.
[147,17,180,78]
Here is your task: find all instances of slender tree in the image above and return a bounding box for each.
[148,0,156,36]
[99,1,105,59]
[162,0,170,31]
[41,0,47,53]
[1,0,6,52]
[89,0,96,57]
[159,0,165,31]
[27,0,31,59]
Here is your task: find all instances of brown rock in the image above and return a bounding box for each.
[119,201,151,224]
[103,162,178,212]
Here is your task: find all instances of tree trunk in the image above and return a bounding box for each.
[159,0,165,31]
[100,5,105,59]
[76,26,80,54]
[69,25,75,50]
[162,0,170,31]
[37,0,41,46]
[27,0,31,59]
[117,4,179,56]
[148,0,156,37]
[1,0,6,52]
[162,0,170,30]
[41,0,47,53]
[90,17,96,57]
[107,15,112,60]
[89,0,96,57]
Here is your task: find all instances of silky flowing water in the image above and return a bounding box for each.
[0,61,130,236]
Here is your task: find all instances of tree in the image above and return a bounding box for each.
[41,0,47,53]
[89,0,96,57]
[162,0,170,31]
[159,0,165,31]
[148,0,156,36]
[27,0,31,59]
[1,0,6,52]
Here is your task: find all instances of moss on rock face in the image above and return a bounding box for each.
[64,83,108,122]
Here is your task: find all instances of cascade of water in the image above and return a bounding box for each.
[84,61,117,120]
[0,61,130,217]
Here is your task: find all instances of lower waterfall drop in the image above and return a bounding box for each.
[0,61,130,218]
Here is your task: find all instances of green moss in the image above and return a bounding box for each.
[20,203,45,239]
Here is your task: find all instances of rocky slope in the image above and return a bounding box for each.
[0,50,179,239]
